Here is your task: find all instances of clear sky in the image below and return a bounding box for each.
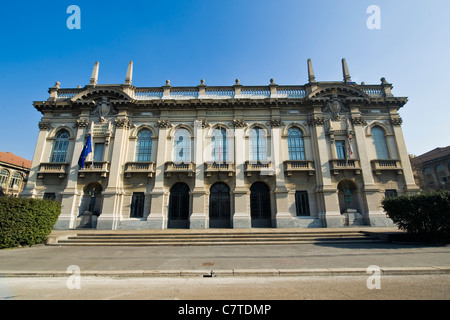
[0,0,449,161]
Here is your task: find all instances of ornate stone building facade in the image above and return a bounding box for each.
[0,151,31,197]
[410,146,450,191]
[23,59,419,229]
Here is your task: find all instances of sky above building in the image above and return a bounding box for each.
[0,0,449,161]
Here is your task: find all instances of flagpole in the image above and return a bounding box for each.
[90,121,94,170]
[78,121,93,170]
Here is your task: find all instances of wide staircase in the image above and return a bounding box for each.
[48,229,384,246]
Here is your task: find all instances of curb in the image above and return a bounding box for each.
[1,267,450,278]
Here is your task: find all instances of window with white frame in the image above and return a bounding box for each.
[9,172,22,190]
[136,129,152,162]
[211,127,227,163]
[0,169,10,188]
[335,140,346,159]
[249,127,267,162]
[51,129,70,162]
[93,143,105,162]
[287,127,305,160]
[371,126,390,159]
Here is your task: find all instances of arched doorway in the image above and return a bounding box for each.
[209,182,231,228]
[168,182,190,228]
[78,182,103,228]
[80,182,103,216]
[250,182,272,227]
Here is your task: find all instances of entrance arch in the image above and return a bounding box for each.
[250,182,272,227]
[80,182,103,216]
[209,182,231,228]
[78,182,103,228]
[168,182,190,228]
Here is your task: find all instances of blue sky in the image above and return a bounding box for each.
[1,0,449,160]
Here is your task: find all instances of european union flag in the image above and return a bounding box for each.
[78,134,92,169]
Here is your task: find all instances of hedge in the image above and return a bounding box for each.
[0,197,61,248]
[382,190,450,242]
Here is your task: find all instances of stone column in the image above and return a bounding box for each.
[190,119,208,229]
[148,119,170,228]
[97,115,130,229]
[232,119,251,228]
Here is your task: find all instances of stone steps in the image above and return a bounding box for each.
[49,230,383,246]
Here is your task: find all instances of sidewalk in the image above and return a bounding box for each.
[1,227,449,278]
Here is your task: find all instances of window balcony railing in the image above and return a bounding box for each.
[329,159,361,175]
[371,159,403,175]
[204,162,235,177]
[78,161,110,178]
[245,161,275,176]
[284,160,315,176]
[124,162,156,178]
[165,162,195,177]
[37,162,68,179]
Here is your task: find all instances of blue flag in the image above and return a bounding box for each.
[78,134,92,169]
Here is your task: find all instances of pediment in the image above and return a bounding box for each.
[71,87,132,102]
[308,85,369,100]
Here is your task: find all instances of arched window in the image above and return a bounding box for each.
[287,127,305,160]
[136,129,152,162]
[0,169,10,188]
[211,127,227,163]
[423,167,435,186]
[173,128,191,163]
[9,172,22,190]
[436,164,448,183]
[51,129,70,162]
[371,126,390,159]
[250,127,267,161]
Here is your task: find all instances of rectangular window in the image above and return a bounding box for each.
[335,141,346,159]
[93,143,105,162]
[130,192,145,218]
[384,189,398,198]
[43,193,56,200]
[295,191,310,216]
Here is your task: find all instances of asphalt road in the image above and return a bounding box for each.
[1,274,449,300]
[1,237,449,304]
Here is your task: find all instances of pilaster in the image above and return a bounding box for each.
[22,122,50,198]
[233,121,251,228]
[59,119,89,229]
[271,120,293,227]
[309,106,341,227]
[97,113,130,229]
[148,120,170,228]
[190,119,207,228]
[350,109,383,222]
[389,113,420,193]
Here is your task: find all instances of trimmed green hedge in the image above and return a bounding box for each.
[382,190,450,242]
[0,197,61,248]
